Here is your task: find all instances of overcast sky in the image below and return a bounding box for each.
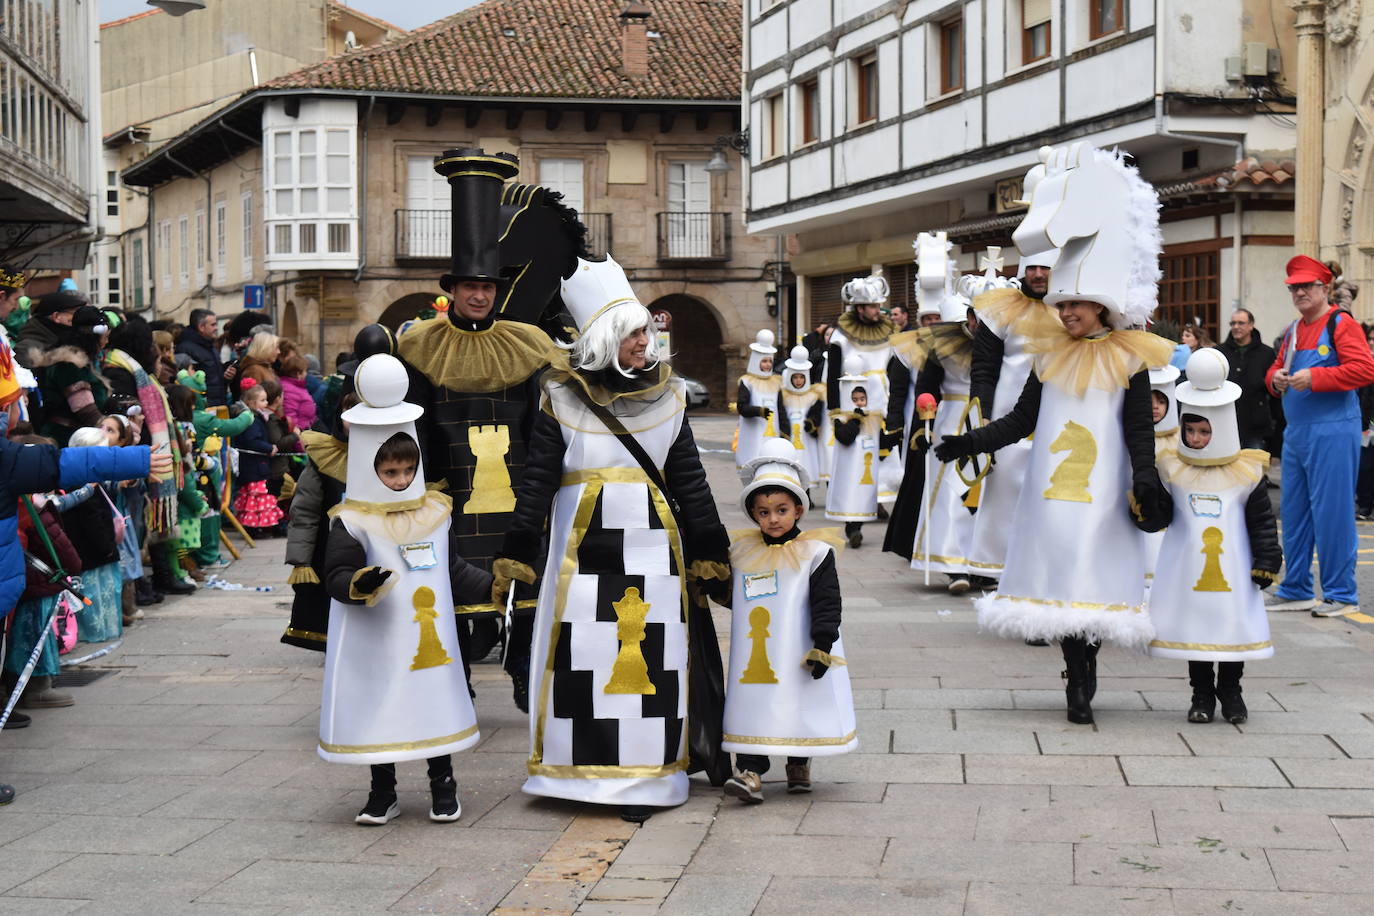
[100,0,483,30]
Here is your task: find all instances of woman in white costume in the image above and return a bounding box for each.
[494,255,731,823]
[722,438,856,803]
[935,142,1174,726]
[1148,348,1280,725]
[825,356,881,546]
[1143,364,1181,584]
[735,329,780,478]
[824,270,897,492]
[320,354,491,825]
[775,345,825,489]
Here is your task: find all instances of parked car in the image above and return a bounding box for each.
[680,375,709,409]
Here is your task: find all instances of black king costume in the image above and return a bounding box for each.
[396,149,559,702]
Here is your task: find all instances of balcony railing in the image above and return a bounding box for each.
[396,209,613,261]
[656,211,731,262]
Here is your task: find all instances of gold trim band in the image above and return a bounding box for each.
[561,466,655,487]
[320,723,479,755]
[993,592,1143,613]
[282,627,326,643]
[582,297,641,329]
[454,603,502,616]
[723,729,858,747]
[1149,639,1273,652]
[1177,453,1243,467]
[527,759,688,779]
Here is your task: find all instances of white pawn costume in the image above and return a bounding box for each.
[736,329,781,478]
[723,439,857,758]
[1149,349,1279,662]
[776,345,825,487]
[825,270,898,487]
[825,356,881,524]
[319,354,485,765]
[1144,364,1181,583]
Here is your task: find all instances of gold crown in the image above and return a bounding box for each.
[0,267,26,290]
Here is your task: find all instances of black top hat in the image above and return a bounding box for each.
[435,148,520,293]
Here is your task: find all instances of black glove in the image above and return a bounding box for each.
[803,419,818,436]
[1251,570,1277,590]
[853,408,866,417]
[1128,471,1173,533]
[807,658,829,679]
[353,566,392,596]
[933,433,972,463]
[760,407,772,419]
[879,429,903,453]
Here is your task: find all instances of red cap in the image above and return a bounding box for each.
[1285,255,1332,286]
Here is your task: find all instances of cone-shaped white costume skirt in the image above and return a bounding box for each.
[736,375,781,476]
[1143,430,1179,584]
[975,384,1154,647]
[780,388,823,486]
[967,327,1035,578]
[319,511,480,765]
[722,539,857,757]
[825,414,880,522]
[912,363,976,576]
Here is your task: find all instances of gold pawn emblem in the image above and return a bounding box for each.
[739,606,778,684]
[763,410,775,438]
[791,415,803,449]
[604,587,656,695]
[410,586,454,670]
[463,424,516,515]
[859,451,875,485]
[1194,526,1232,592]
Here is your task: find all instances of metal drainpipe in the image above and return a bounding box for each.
[353,96,376,287]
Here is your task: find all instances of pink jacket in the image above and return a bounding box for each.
[281,376,317,432]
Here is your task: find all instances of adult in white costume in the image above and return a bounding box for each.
[494,256,731,822]
[825,270,898,493]
[825,356,881,544]
[935,142,1175,726]
[320,354,491,824]
[1149,348,1281,725]
[1143,364,1181,583]
[735,329,780,478]
[775,345,826,488]
[723,438,856,802]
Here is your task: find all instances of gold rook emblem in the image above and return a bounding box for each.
[1043,420,1096,503]
[1194,526,1232,592]
[463,424,516,515]
[410,586,454,670]
[604,587,656,695]
[859,451,875,485]
[739,606,778,684]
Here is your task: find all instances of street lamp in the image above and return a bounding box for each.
[147,0,207,15]
[704,129,750,174]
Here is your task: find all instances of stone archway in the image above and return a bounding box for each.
[377,292,440,331]
[648,293,727,408]
[279,300,301,341]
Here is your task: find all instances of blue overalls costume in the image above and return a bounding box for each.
[1275,317,1361,606]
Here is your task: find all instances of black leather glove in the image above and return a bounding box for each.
[803,419,818,436]
[1128,471,1173,533]
[759,407,772,419]
[879,429,903,453]
[807,658,829,679]
[1251,570,1277,590]
[933,433,972,463]
[697,575,731,609]
[853,408,866,417]
[353,566,392,596]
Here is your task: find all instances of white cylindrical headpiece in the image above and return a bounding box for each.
[837,354,869,410]
[342,354,428,505]
[1175,349,1241,463]
[746,328,777,376]
[739,437,810,516]
[783,344,812,386]
[1149,364,1180,435]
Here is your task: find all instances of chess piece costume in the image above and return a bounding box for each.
[966,251,1063,580]
[1143,364,1180,584]
[319,355,489,765]
[1149,349,1280,661]
[880,294,943,558]
[723,440,857,757]
[735,329,781,478]
[775,345,825,486]
[825,357,881,524]
[496,256,731,808]
[826,271,897,495]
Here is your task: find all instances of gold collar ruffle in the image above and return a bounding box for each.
[923,321,975,371]
[1025,328,1174,397]
[542,358,674,408]
[330,488,454,544]
[729,527,847,573]
[301,429,347,483]
[1157,449,1270,490]
[889,329,928,371]
[742,374,784,395]
[838,310,896,345]
[973,288,1063,340]
[397,316,556,393]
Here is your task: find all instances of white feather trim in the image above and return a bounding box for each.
[975,590,1156,651]
[1094,147,1162,329]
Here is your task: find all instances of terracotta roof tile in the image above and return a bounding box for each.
[264,0,741,101]
[1201,156,1297,190]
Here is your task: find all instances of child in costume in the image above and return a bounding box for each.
[1144,364,1181,585]
[56,427,128,641]
[736,329,781,478]
[180,369,253,569]
[775,345,825,489]
[825,356,880,546]
[723,438,855,803]
[231,379,284,534]
[99,413,146,624]
[1148,349,1281,725]
[321,354,490,825]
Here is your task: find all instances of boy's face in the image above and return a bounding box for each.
[851,388,867,408]
[1151,390,1168,424]
[790,372,807,390]
[376,458,418,492]
[758,357,773,374]
[1183,418,1212,450]
[750,491,803,538]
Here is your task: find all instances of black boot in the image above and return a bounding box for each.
[844,522,863,548]
[1187,661,1216,723]
[1217,661,1247,724]
[1060,637,1093,725]
[150,543,194,595]
[1084,641,1100,702]
[135,576,163,606]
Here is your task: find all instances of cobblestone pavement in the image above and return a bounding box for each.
[4,415,1374,914]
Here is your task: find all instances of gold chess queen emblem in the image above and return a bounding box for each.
[604,586,656,695]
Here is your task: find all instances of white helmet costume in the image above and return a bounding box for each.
[342,355,427,506]
[1149,364,1181,435]
[842,270,890,308]
[959,246,1022,303]
[739,437,811,516]
[913,232,961,321]
[1175,348,1242,463]
[837,355,869,410]
[746,328,777,377]
[784,344,812,389]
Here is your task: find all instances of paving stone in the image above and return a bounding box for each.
[171,703,319,726]
[1218,787,1374,815]
[964,754,1125,786]
[1274,757,1374,788]
[974,804,1156,844]
[197,725,323,750]
[0,724,222,751]
[685,834,886,877]
[798,797,978,840]
[143,681,297,705]
[658,875,770,916]
[753,876,966,915]
[812,752,963,784]
[1268,848,1374,893]
[1035,728,1192,756]
[1012,689,1148,711]
[0,899,87,915]
[1236,710,1374,734]
[494,877,587,911]
[1076,842,1276,890]
[883,688,1013,709]
[1140,690,1282,712]
[614,823,708,866]
[602,863,684,880]
[172,818,402,864]
[198,859,433,909]
[1048,785,1224,811]
[356,825,560,869]
[583,877,676,904]
[1170,889,1356,916]
[885,782,1051,808]
[964,882,1169,915]
[72,748,257,779]
[0,850,77,894]
[145,784,346,821]
[8,852,251,902]
[880,836,1073,884]
[4,779,198,817]
[19,815,227,855]
[472,792,581,831]
[1118,755,1288,787]
[709,795,809,836]
[1181,731,1347,758]
[1325,732,1374,757]
[1330,816,1374,850]
[1153,810,1344,851]
[891,726,1039,755]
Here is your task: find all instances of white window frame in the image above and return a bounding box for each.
[264,122,359,270]
[194,207,206,286]
[241,190,254,278]
[762,92,785,160]
[178,216,189,290]
[158,219,172,289]
[214,201,227,283]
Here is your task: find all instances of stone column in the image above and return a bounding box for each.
[1291,0,1326,257]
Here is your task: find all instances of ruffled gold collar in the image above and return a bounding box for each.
[1157,449,1270,490]
[973,288,1063,340]
[729,527,846,573]
[923,322,974,371]
[301,430,347,483]
[330,488,453,543]
[397,316,556,393]
[838,311,896,344]
[543,359,674,408]
[1025,328,1174,397]
[889,329,928,371]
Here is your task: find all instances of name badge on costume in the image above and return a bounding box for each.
[860,436,876,450]
[1189,494,1222,518]
[789,410,803,423]
[743,570,779,600]
[400,542,438,570]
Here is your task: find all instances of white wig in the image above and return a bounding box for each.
[569,301,665,376]
[69,426,108,448]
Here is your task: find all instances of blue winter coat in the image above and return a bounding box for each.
[0,441,150,618]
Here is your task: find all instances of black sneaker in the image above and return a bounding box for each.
[1187,693,1216,724]
[429,775,461,823]
[2,710,30,730]
[510,660,530,714]
[0,783,14,805]
[620,805,655,823]
[1219,691,1248,725]
[355,791,399,825]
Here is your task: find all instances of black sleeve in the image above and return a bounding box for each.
[449,532,496,605]
[825,342,843,406]
[103,366,138,401]
[884,354,911,434]
[957,371,1042,455]
[665,417,729,565]
[1244,483,1282,573]
[805,398,824,434]
[499,408,566,568]
[970,324,1007,417]
[323,518,368,605]
[808,549,842,652]
[736,379,760,417]
[833,416,860,446]
[914,355,944,404]
[776,392,792,438]
[1122,369,1157,480]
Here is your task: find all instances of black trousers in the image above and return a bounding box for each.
[1188,660,1244,692]
[736,754,809,775]
[369,755,452,792]
[1357,444,1374,514]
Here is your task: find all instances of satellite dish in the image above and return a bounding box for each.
[147,0,207,15]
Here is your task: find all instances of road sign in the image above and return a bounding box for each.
[244,285,265,310]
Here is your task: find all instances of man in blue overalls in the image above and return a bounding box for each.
[1266,255,1374,617]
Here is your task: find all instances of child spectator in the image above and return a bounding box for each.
[178,369,253,569]
[56,427,128,642]
[231,379,283,534]
[279,354,318,432]
[99,414,145,624]
[260,377,302,517]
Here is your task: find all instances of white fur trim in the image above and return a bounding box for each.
[1106,147,1163,329]
[975,591,1156,650]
